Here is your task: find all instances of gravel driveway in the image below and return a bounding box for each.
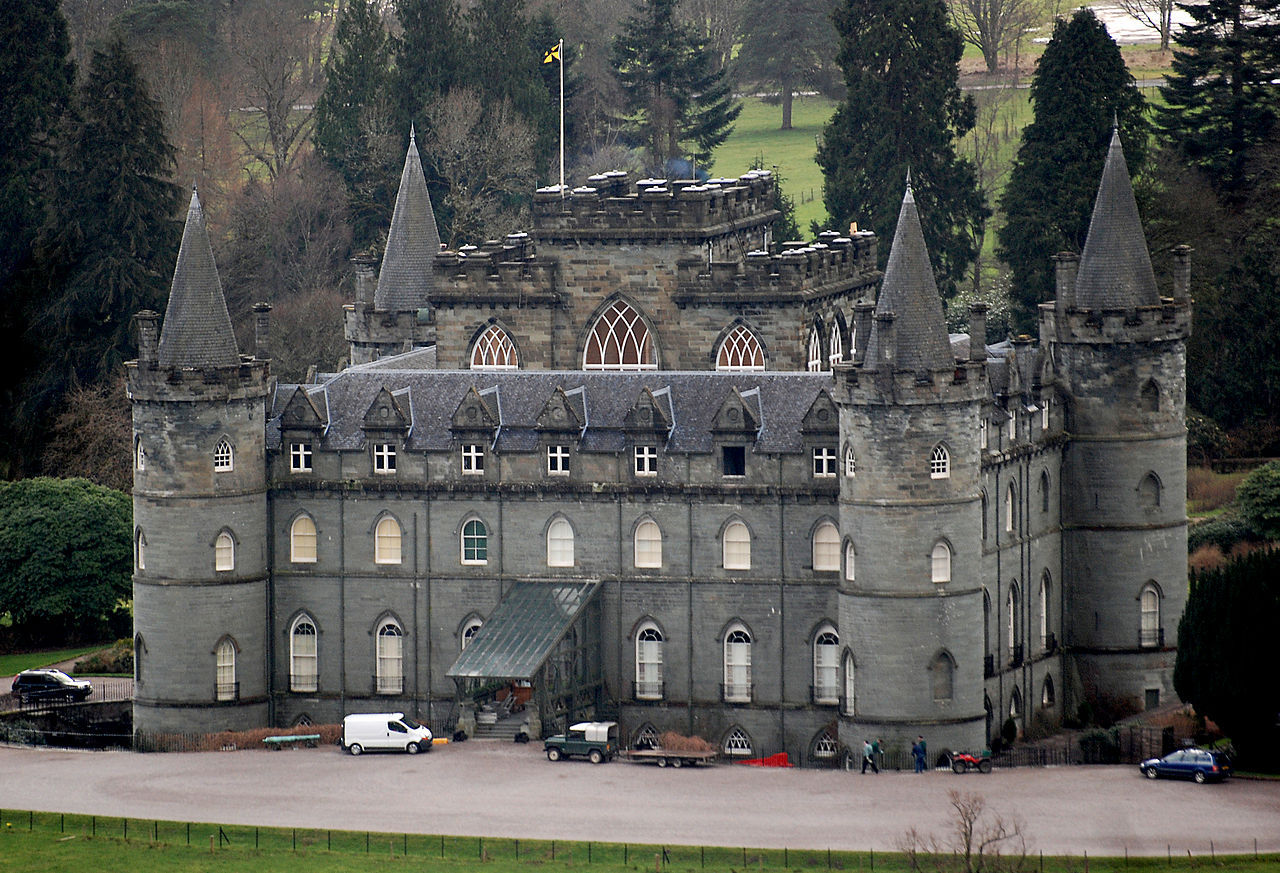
[2,741,1277,857]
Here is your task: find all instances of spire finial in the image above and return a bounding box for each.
[1112,111,1119,132]
[410,122,416,143]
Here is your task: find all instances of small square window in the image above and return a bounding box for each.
[813,447,837,478]
[722,446,746,477]
[462,443,485,475]
[373,443,396,473]
[547,444,570,476]
[290,442,313,472]
[634,445,657,477]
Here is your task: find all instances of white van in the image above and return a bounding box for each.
[342,712,433,755]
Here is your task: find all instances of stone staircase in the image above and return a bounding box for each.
[473,698,529,741]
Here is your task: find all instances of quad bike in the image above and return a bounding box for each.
[949,750,993,774]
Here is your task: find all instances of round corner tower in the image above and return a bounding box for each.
[128,190,272,735]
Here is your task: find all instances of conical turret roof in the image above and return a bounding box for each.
[157,189,239,369]
[374,128,441,311]
[862,184,954,373]
[1074,128,1159,310]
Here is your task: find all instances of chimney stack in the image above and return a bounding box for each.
[135,310,160,366]
[968,303,988,363]
[1172,245,1192,303]
[253,302,271,360]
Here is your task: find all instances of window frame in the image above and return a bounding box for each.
[462,443,485,475]
[290,441,313,473]
[582,299,657,371]
[812,522,840,572]
[931,541,952,584]
[634,519,662,569]
[290,616,318,692]
[722,520,751,570]
[812,446,837,478]
[213,438,234,473]
[461,518,488,565]
[721,445,746,477]
[375,621,404,695]
[634,445,658,477]
[290,515,318,564]
[723,627,753,703]
[716,323,765,371]
[471,323,519,370]
[215,531,235,572]
[635,624,664,700]
[813,628,840,705]
[215,638,237,701]
[930,444,950,479]
[372,443,397,474]
[546,517,575,568]
[1140,582,1161,647]
[374,516,403,565]
[547,444,570,476]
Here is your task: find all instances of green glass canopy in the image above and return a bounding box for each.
[446,581,600,680]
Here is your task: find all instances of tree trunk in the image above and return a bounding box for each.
[780,75,793,130]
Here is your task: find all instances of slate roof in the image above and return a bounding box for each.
[1074,128,1159,310]
[862,185,955,373]
[374,130,441,312]
[269,368,836,455]
[157,189,239,368]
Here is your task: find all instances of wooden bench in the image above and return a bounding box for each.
[262,734,321,749]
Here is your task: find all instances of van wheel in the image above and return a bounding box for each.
[406,742,420,755]
[589,749,604,764]
[547,748,562,762]
[349,743,363,756]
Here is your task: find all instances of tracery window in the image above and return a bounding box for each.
[813,628,839,704]
[215,638,237,701]
[635,624,664,700]
[723,627,752,703]
[716,324,765,371]
[807,327,823,372]
[724,727,753,757]
[470,323,519,369]
[376,621,404,695]
[814,729,839,759]
[583,300,656,370]
[828,322,844,367]
[214,438,234,472]
[290,617,318,692]
[930,444,950,479]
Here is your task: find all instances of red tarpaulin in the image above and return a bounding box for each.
[738,752,792,767]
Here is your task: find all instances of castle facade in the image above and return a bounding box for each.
[128,130,1190,764]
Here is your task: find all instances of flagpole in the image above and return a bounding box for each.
[558,38,565,198]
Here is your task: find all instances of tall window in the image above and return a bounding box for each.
[135,439,146,471]
[843,651,856,715]
[1040,470,1051,512]
[723,521,751,570]
[1042,675,1056,707]
[1140,583,1161,647]
[844,542,856,582]
[1005,484,1017,533]
[291,516,317,563]
[583,299,656,370]
[1139,472,1161,509]
[373,443,397,473]
[981,492,989,540]
[807,327,823,372]
[215,638,237,701]
[723,626,752,702]
[215,532,235,572]
[1039,573,1051,649]
[214,438,234,472]
[931,652,954,702]
[634,519,662,568]
[844,446,856,477]
[1010,687,1023,719]
[547,444,570,476]
[135,529,146,571]
[812,522,840,571]
[813,447,837,478]
[461,519,488,565]
[376,622,404,694]
[813,628,839,704]
[375,517,402,565]
[930,444,950,479]
[290,442,313,473]
[471,323,519,369]
[980,418,989,450]
[635,624,664,699]
[547,518,574,567]
[931,541,952,584]
[828,322,843,367]
[1008,583,1021,658]
[462,443,485,475]
[716,324,765,371]
[290,617,318,692]
[1140,380,1160,412]
[634,445,658,477]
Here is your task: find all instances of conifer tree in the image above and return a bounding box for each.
[735,0,840,130]
[611,0,741,171]
[394,0,463,128]
[817,0,987,299]
[996,8,1148,333]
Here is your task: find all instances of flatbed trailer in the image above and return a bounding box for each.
[622,748,717,768]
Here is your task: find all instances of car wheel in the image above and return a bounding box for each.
[348,743,363,756]
[1144,766,1159,780]
[671,757,683,769]
[1194,770,1207,784]
[547,748,562,762]
[952,760,966,774]
[978,759,992,774]
[406,742,420,755]
[589,749,604,764]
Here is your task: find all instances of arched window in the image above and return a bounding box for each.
[215,531,235,572]
[722,520,751,570]
[813,628,839,704]
[1010,687,1023,719]
[931,652,954,701]
[1042,675,1056,708]
[547,517,574,567]
[583,299,656,370]
[1139,472,1161,509]
[828,322,843,367]
[374,516,402,565]
[633,723,660,749]
[723,625,752,702]
[470,323,519,369]
[1039,573,1051,650]
[813,728,839,760]
[1005,483,1017,533]
[1039,470,1051,513]
[844,445,856,478]
[634,519,662,568]
[981,491,989,540]
[1140,583,1161,647]
[807,326,824,372]
[930,444,950,479]
[931,541,952,584]
[716,324,765,371]
[1008,583,1022,659]
[813,522,840,571]
[134,634,145,684]
[376,621,404,694]
[461,617,483,650]
[135,438,146,472]
[291,516,317,564]
[135,529,146,572]
[213,438,234,472]
[1140,379,1160,412]
[290,617,318,692]
[215,638,237,701]
[635,624,664,699]
[844,541,856,582]
[461,519,488,565]
[843,651,856,715]
[724,727,753,757]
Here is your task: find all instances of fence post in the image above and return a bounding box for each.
[123,818,127,841]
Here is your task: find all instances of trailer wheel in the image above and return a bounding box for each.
[656,756,667,768]
[671,757,683,769]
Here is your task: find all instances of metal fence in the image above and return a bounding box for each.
[0,677,133,713]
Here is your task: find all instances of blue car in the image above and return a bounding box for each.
[1139,748,1232,783]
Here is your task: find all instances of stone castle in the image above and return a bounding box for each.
[127,127,1190,764]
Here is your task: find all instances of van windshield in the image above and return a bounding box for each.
[400,717,422,730]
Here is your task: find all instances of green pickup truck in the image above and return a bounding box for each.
[543,721,619,764]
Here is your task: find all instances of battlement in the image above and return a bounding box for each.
[531,170,779,241]
[840,359,989,406]
[1040,298,1192,345]
[126,357,272,403]
[428,234,561,305]
[674,232,879,304]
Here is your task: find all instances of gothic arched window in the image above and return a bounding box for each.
[290,616,318,692]
[635,623,664,700]
[376,621,404,694]
[807,326,824,372]
[716,324,765,371]
[470,323,519,369]
[583,300,656,370]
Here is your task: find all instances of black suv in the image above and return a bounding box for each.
[11,669,93,703]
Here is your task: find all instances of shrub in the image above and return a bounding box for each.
[1079,727,1120,764]
[1187,516,1259,553]
[74,639,134,674]
[1186,465,1246,512]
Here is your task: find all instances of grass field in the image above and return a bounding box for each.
[0,812,1275,873]
[0,646,106,677]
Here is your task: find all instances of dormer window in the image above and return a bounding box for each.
[547,444,570,476]
[722,446,746,477]
[214,438,234,472]
[373,443,396,474]
[290,442,313,473]
[930,444,950,479]
[634,445,658,477]
[462,443,485,475]
[813,447,837,478]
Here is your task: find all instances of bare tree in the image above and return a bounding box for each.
[948,0,1037,73]
[420,88,537,247]
[680,0,744,74]
[898,790,1030,873]
[41,376,132,492]
[1115,0,1175,49]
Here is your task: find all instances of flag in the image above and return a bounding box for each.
[543,44,560,64]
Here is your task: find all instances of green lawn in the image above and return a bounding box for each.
[0,646,106,677]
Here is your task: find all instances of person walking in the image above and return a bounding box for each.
[861,739,878,774]
[872,737,883,772]
[912,735,927,773]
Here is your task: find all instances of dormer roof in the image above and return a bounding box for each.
[374,128,441,312]
[157,189,239,369]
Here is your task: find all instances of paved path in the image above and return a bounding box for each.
[1,741,1277,857]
